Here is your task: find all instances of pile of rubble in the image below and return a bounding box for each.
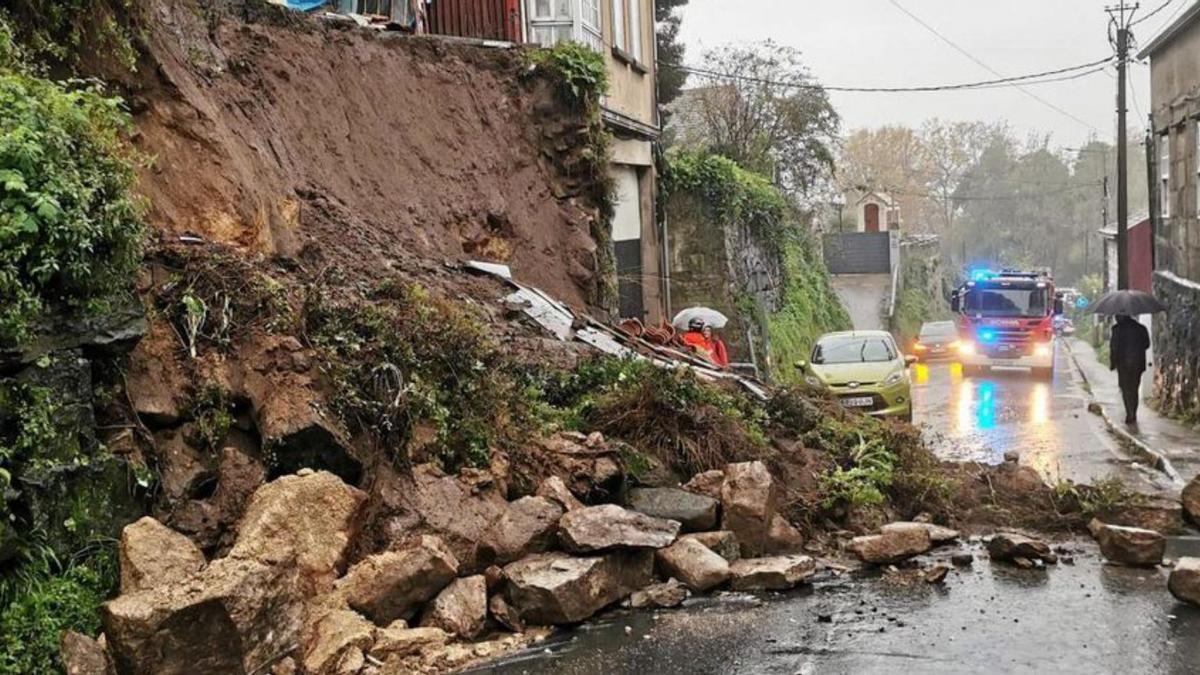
[60,459,822,674]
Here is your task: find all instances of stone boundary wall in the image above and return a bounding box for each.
[1152,271,1200,418]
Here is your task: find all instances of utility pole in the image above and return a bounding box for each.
[1106,1,1138,290]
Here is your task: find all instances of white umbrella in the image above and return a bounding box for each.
[672,307,729,330]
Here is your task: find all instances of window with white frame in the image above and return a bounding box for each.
[611,0,626,55]
[527,0,601,51]
[628,0,642,62]
[1160,132,1171,219]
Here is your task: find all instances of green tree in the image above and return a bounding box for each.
[684,41,840,198]
[655,0,689,109]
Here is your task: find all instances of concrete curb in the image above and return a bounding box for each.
[1065,342,1183,485]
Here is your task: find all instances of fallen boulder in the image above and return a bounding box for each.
[248,376,361,484]
[720,462,779,557]
[1168,557,1200,606]
[336,535,459,625]
[728,556,817,591]
[536,476,585,512]
[479,496,563,566]
[681,531,741,562]
[361,463,509,574]
[60,631,113,675]
[882,521,959,545]
[765,514,805,554]
[987,532,1052,563]
[419,575,488,639]
[683,470,725,501]
[118,517,206,594]
[1092,522,1166,566]
[231,471,365,593]
[515,433,625,504]
[655,538,731,592]
[629,579,688,609]
[503,550,653,624]
[488,594,525,632]
[302,607,376,675]
[627,487,719,533]
[558,504,680,553]
[371,625,449,661]
[102,554,304,675]
[849,523,932,564]
[1183,475,1200,527]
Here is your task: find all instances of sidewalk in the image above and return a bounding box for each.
[1067,338,1200,487]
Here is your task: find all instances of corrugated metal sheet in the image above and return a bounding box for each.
[427,0,521,41]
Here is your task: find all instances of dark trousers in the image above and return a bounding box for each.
[1117,366,1143,422]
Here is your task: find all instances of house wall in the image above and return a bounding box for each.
[1147,16,1200,418]
[1148,17,1200,282]
[599,0,657,128]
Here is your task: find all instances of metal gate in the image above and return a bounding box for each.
[823,232,892,275]
[426,0,522,41]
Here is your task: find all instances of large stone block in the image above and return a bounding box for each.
[627,487,719,533]
[503,551,653,624]
[336,535,459,625]
[119,517,206,594]
[558,504,680,553]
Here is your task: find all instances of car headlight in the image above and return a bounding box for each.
[885,371,904,386]
[958,341,976,355]
[1034,343,1052,357]
[804,375,823,388]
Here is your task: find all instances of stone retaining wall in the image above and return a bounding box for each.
[1152,271,1200,418]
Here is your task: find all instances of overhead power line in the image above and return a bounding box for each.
[887,0,1102,134]
[681,58,1111,94]
[1131,0,1183,26]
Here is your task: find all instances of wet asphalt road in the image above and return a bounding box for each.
[478,343,1200,674]
[481,538,1200,675]
[911,344,1174,493]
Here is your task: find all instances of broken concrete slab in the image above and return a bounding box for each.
[558,504,680,553]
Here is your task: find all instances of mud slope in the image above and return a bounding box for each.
[130,0,601,307]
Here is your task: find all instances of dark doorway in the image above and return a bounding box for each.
[864,203,881,232]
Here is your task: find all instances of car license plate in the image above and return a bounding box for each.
[932,347,946,353]
[841,396,874,408]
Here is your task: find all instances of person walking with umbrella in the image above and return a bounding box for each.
[1110,314,1151,424]
[1090,289,1168,425]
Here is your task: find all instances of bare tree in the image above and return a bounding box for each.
[687,41,839,198]
[919,119,1001,233]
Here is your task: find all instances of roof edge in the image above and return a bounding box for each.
[1138,1,1200,59]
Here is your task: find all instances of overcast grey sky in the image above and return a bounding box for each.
[677,0,1170,147]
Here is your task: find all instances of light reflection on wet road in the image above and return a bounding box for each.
[910,346,1169,490]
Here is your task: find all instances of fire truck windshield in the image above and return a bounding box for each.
[963,286,1048,318]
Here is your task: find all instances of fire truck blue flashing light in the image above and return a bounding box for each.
[978,329,998,344]
[969,269,994,282]
[1075,297,1089,309]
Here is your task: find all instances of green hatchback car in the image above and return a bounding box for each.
[797,330,915,422]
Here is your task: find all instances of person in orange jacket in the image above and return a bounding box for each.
[703,325,730,369]
[681,318,714,361]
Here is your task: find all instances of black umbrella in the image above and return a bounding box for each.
[1088,289,1168,315]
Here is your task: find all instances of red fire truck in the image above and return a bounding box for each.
[950,269,1065,380]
